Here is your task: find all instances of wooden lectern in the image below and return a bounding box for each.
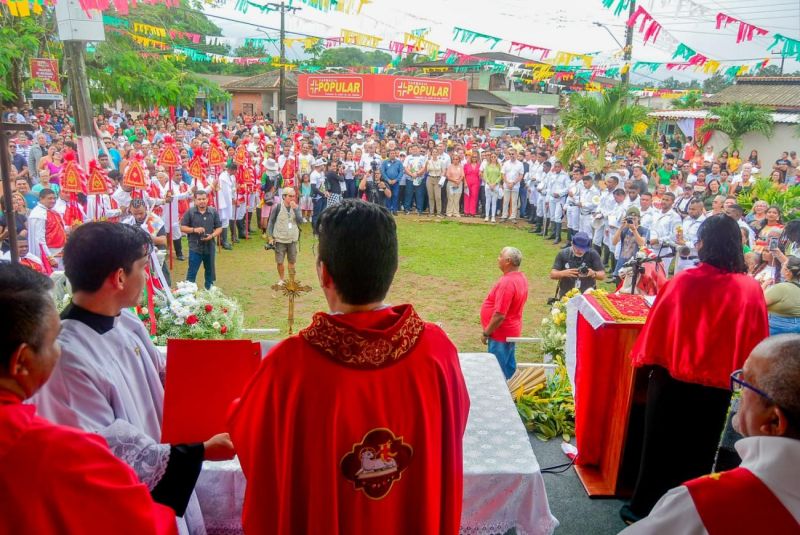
[566,293,652,497]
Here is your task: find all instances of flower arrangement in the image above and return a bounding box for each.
[538,287,579,360]
[148,282,244,346]
[514,287,580,441]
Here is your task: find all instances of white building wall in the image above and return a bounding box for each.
[707,124,798,168]
[400,103,454,125]
[298,100,337,124]
[455,106,488,128]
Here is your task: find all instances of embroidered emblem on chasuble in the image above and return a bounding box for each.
[341,428,413,499]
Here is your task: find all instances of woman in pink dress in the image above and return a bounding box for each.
[463,152,481,216]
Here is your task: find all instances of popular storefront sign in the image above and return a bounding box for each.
[298,74,467,105]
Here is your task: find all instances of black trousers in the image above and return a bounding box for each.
[628,366,731,517]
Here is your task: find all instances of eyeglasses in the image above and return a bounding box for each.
[730,369,773,401]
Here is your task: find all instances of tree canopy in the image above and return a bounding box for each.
[701,102,774,152]
[0,12,47,104]
[559,86,660,173]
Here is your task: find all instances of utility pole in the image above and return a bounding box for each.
[264,2,301,124]
[0,117,34,263]
[622,0,636,86]
[63,41,93,137]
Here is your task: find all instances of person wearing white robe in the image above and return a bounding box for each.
[166,170,192,260]
[33,222,235,535]
[621,335,800,534]
[216,163,236,249]
[27,190,64,270]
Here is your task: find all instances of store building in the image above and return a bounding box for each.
[297,74,468,126]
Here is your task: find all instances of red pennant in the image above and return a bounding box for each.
[60,150,84,194]
[208,137,226,168]
[234,144,247,166]
[123,156,148,189]
[87,164,108,195]
[188,156,206,181]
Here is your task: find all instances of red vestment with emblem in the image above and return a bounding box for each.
[229,304,470,535]
[0,392,177,535]
[45,209,66,249]
[630,262,768,389]
[685,467,799,535]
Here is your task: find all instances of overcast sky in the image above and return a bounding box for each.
[203,0,800,83]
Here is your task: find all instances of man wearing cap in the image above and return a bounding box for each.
[267,187,303,286]
[550,231,606,299]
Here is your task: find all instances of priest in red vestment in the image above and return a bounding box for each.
[229,200,470,535]
[27,189,66,270]
[621,214,769,523]
[0,263,176,535]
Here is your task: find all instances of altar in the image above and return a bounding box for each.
[565,292,652,498]
[192,353,559,535]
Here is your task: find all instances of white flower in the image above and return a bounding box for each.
[173,318,183,326]
[541,318,549,325]
[140,307,149,316]
[550,308,560,317]
[212,321,221,330]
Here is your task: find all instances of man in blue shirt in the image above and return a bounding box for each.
[381,149,404,215]
[374,120,386,140]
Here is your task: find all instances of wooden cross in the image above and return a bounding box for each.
[270,269,312,334]
[0,113,35,264]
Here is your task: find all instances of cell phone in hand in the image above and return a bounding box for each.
[768,237,779,251]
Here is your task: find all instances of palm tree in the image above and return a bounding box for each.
[701,102,774,152]
[558,85,660,173]
[670,91,703,109]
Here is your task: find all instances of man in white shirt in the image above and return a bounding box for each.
[500,149,524,222]
[359,142,382,176]
[622,334,800,534]
[638,191,659,234]
[216,162,236,250]
[546,160,570,244]
[576,174,600,237]
[527,152,546,226]
[533,161,552,234]
[648,191,682,275]
[674,199,706,274]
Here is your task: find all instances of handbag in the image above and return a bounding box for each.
[326,192,342,208]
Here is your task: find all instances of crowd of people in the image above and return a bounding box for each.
[1,103,800,534]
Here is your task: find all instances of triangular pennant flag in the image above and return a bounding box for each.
[234,144,247,166]
[208,138,226,167]
[123,158,148,189]
[87,162,108,195]
[188,156,206,181]
[158,144,181,169]
[60,151,84,194]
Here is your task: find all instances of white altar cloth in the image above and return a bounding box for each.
[194,352,558,535]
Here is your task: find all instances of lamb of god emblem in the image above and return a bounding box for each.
[340,428,413,499]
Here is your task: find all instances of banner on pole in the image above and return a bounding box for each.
[30,58,63,100]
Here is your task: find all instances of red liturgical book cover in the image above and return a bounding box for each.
[161,339,261,444]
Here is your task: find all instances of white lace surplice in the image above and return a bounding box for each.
[32,309,205,535]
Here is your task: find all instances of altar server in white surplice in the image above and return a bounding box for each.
[33,222,235,535]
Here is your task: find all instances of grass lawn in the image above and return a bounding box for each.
[204,214,564,362]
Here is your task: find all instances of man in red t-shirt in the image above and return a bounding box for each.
[481,247,529,378]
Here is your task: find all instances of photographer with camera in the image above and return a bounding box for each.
[267,187,303,286]
[550,231,605,299]
[612,206,648,278]
[359,168,392,207]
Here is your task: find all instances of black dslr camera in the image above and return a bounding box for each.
[264,242,276,251]
[578,262,590,276]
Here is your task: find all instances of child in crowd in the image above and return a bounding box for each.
[299,173,313,223]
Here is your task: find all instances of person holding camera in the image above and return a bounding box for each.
[359,168,392,207]
[180,190,222,290]
[550,231,605,299]
[612,206,648,277]
[267,187,303,286]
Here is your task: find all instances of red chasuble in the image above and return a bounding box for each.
[228,304,470,535]
[685,468,799,535]
[630,262,768,389]
[45,209,66,249]
[0,392,177,535]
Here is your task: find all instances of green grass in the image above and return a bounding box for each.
[201,215,562,361]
